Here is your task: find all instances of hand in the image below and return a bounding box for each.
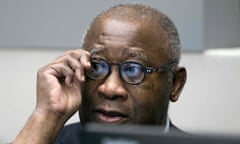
[35,49,91,121]
[13,49,91,144]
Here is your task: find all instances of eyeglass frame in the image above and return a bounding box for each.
[86,57,178,85]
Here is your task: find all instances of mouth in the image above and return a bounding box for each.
[94,109,128,123]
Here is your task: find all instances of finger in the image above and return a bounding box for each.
[74,54,92,82]
[53,49,91,82]
[74,62,85,82]
[49,63,74,87]
[60,55,87,82]
[79,53,91,69]
[66,49,91,81]
[55,49,91,68]
[70,49,91,65]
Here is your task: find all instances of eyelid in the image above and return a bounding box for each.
[123,59,146,66]
[90,56,107,62]
[90,48,108,60]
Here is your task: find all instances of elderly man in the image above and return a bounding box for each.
[13,3,186,144]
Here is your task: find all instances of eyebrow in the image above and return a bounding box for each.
[90,48,108,55]
[90,47,148,62]
[124,49,148,62]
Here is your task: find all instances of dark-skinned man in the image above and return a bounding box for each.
[13,3,187,144]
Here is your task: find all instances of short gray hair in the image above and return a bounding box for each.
[84,3,181,64]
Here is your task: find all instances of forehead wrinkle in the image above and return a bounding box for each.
[123,48,148,62]
[99,33,135,48]
[90,48,108,55]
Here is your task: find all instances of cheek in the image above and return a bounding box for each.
[131,83,164,108]
[81,80,99,105]
[130,75,171,113]
[137,74,170,98]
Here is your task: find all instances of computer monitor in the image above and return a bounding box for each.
[81,123,240,144]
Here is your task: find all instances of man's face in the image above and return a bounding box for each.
[80,18,173,126]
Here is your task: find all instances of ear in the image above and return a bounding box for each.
[170,67,187,102]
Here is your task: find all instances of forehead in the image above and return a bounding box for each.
[85,18,168,64]
[101,19,137,38]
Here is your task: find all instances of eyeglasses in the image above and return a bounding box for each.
[86,57,177,85]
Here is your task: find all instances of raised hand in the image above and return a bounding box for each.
[13,49,91,144]
[36,49,91,121]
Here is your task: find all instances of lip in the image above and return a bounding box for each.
[94,109,128,123]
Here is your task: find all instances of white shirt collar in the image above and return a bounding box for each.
[163,115,170,133]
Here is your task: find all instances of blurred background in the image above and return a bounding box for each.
[0,0,240,142]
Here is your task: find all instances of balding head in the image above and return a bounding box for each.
[83,4,181,64]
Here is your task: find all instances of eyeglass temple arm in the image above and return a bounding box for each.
[145,62,177,73]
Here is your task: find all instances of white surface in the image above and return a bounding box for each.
[169,52,240,135]
[1,48,240,142]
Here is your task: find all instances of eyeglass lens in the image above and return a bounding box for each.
[86,59,145,84]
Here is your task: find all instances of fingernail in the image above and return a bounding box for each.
[87,62,91,67]
[82,76,85,82]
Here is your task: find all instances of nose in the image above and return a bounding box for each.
[98,67,128,101]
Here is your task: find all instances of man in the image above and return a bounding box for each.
[13,3,186,144]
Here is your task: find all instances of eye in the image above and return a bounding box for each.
[122,63,143,78]
[88,60,109,79]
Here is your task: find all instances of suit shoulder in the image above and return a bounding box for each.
[55,122,82,144]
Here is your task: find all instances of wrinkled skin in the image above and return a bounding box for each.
[79,18,186,126]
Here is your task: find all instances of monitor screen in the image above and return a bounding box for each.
[81,123,240,144]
